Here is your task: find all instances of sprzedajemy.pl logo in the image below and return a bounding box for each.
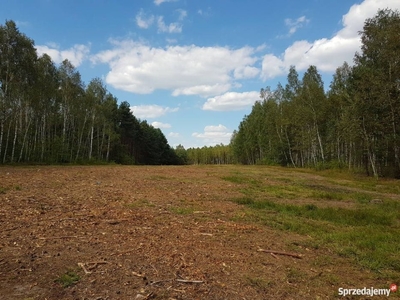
[338,284,397,297]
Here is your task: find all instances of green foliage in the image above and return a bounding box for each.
[245,276,272,290]
[0,21,179,166]
[186,144,234,164]
[228,9,400,178]
[0,186,7,194]
[55,270,80,288]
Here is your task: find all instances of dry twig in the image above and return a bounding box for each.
[176,279,204,284]
[132,271,146,278]
[270,253,279,259]
[78,262,92,274]
[257,248,302,259]
[78,261,108,274]
[86,261,108,270]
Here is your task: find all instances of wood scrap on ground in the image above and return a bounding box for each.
[257,248,303,259]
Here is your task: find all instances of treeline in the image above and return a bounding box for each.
[0,20,182,165]
[182,144,234,164]
[231,9,400,177]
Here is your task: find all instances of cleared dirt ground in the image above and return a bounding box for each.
[0,165,394,299]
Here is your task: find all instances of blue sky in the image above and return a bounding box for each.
[2,0,400,148]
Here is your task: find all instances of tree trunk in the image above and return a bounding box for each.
[18,118,31,162]
[89,113,95,160]
[0,120,3,160]
[11,119,18,163]
[75,114,87,161]
[285,127,296,168]
[3,120,12,163]
[41,115,46,162]
[106,132,111,162]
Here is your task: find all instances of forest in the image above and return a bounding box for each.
[0,20,183,165]
[187,9,400,178]
[1,9,399,177]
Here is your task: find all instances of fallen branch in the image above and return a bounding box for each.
[176,279,204,284]
[86,261,108,270]
[143,292,154,300]
[78,261,108,274]
[270,253,279,259]
[78,262,92,274]
[198,233,213,236]
[132,271,146,278]
[257,248,302,259]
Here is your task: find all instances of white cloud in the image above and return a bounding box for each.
[203,91,260,111]
[154,0,178,5]
[151,121,171,129]
[36,44,90,67]
[130,105,179,119]
[157,16,182,33]
[234,66,260,79]
[176,9,187,21]
[261,54,286,80]
[261,0,400,80]
[168,132,180,138]
[284,16,309,36]
[192,124,232,146]
[92,40,260,97]
[172,83,232,98]
[136,10,154,29]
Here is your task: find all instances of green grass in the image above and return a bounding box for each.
[169,206,195,215]
[232,197,397,226]
[245,276,272,291]
[148,175,169,180]
[226,168,400,279]
[125,198,156,208]
[222,175,250,184]
[55,270,80,288]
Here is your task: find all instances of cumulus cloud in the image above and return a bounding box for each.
[92,40,259,97]
[261,0,400,80]
[192,124,232,146]
[203,91,260,111]
[151,121,171,129]
[136,10,154,29]
[130,105,178,119]
[36,44,90,67]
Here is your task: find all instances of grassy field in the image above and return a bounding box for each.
[223,166,400,281]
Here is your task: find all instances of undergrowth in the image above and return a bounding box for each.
[226,168,400,279]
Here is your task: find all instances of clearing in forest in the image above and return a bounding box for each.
[0,165,399,299]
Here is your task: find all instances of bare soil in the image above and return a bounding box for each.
[0,165,390,299]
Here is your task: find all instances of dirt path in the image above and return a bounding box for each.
[0,166,386,299]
